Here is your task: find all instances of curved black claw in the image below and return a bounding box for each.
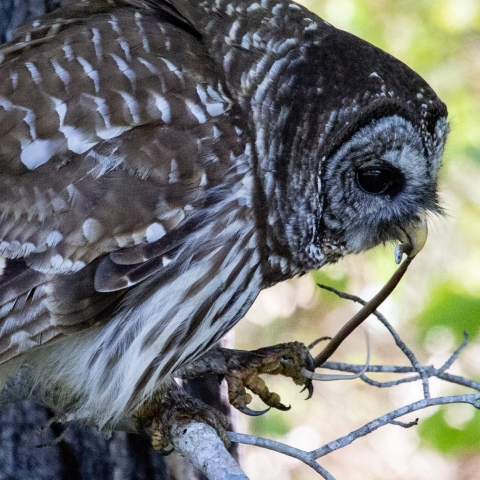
[275,403,291,412]
[160,447,175,456]
[300,350,315,400]
[300,380,314,400]
[237,405,271,417]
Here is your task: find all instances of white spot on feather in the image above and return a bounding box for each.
[0,256,6,275]
[21,108,37,140]
[149,92,171,123]
[159,57,178,72]
[135,12,150,53]
[186,100,207,124]
[51,58,70,85]
[52,98,97,153]
[108,14,121,34]
[247,3,261,12]
[89,95,111,129]
[61,126,97,154]
[146,223,166,243]
[77,56,100,92]
[10,72,19,90]
[91,28,103,61]
[25,62,42,85]
[55,101,67,125]
[83,218,103,243]
[119,39,131,61]
[272,3,283,15]
[196,84,209,104]
[206,86,225,103]
[169,159,179,184]
[20,139,64,169]
[118,91,140,124]
[109,54,136,88]
[0,97,13,111]
[51,254,72,271]
[46,231,63,247]
[44,255,85,273]
[205,103,225,116]
[213,126,221,139]
[9,331,37,351]
[22,242,36,255]
[138,57,158,73]
[229,20,241,40]
[62,43,74,62]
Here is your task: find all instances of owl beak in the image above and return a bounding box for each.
[394,213,428,264]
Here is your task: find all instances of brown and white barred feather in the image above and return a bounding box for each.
[0,0,448,426]
[0,0,269,424]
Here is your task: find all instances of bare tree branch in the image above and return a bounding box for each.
[312,393,480,459]
[228,432,335,480]
[172,422,247,480]
[318,283,431,397]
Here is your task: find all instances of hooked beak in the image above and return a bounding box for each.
[394,213,428,264]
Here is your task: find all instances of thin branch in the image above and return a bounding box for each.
[311,393,480,459]
[229,393,480,478]
[317,284,431,398]
[322,362,418,373]
[436,371,480,392]
[228,432,335,480]
[358,374,421,388]
[389,419,418,428]
[437,331,469,374]
[320,332,480,393]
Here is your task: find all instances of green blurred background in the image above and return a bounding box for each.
[233,1,480,478]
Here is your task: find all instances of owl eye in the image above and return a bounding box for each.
[356,168,393,195]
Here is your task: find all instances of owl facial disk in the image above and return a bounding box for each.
[320,115,447,258]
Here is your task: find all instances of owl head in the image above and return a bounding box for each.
[255,22,449,273]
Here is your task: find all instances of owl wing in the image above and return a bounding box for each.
[0,1,250,364]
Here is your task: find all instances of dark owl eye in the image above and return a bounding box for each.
[356,168,393,195]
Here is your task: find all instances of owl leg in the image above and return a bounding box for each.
[177,342,314,415]
[133,381,230,454]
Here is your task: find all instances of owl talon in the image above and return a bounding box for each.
[216,342,314,414]
[237,405,271,416]
[301,380,314,400]
[133,384,231,453]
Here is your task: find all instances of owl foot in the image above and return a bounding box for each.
[223,342,314,414]
[178,342,314,415]
[133,385,230,454]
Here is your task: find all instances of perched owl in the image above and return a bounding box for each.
[0,0,447,434]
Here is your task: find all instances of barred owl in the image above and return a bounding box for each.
[0,0,447,429]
